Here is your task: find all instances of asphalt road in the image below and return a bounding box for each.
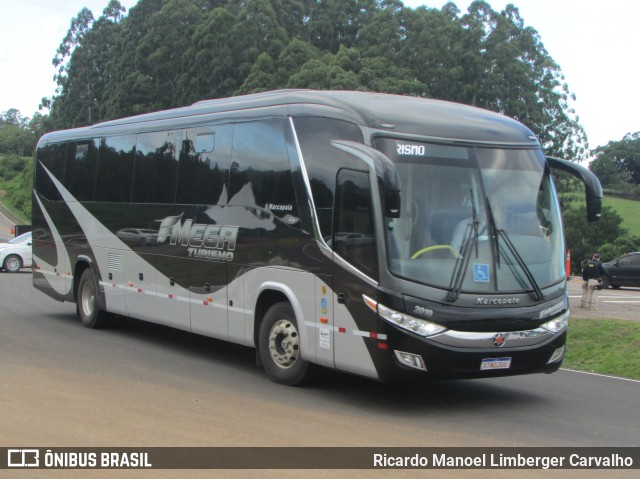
[1,273,638,478]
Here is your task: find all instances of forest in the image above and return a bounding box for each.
[1,0,638,267]
[44,0,587,160]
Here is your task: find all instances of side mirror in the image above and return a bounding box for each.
[385,189,401,218]
[331,140,401,218]
[546,156,603,222]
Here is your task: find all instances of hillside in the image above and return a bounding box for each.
[602,195,640,236]
[0,154,32,223]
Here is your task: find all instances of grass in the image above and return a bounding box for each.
[602,196,640,236]
[0,196,28,224]
[564,318,640,380]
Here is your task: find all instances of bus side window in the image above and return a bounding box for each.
[95,135,136,202]
[333,169,378,280]
[293,117,364,238]
[176,125,232,205]
[132,130,180,204]
[230,120,298,223]
[35,143,67,201]
[64,139,99,201]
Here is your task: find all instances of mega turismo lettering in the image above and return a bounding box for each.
[157,215,239,262]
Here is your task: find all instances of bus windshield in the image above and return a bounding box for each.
[374,139,565,295]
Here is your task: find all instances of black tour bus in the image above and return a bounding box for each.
[32,90,602,385]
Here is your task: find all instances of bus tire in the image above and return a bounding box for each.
[77,268,111,329]
[258,301,311,386]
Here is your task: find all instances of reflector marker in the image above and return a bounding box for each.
[305,321,386,340]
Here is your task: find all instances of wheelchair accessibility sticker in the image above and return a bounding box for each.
[473,263,490,282]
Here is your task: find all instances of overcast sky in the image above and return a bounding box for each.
[1,0,638,149]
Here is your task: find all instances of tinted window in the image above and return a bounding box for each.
[133,130,180,204]
[620,254,640,266]
[95,135,136,202]
[177,125,232,205]
[64,139,99,201]
[333,169,378,280]
[36,143,67,201]
[230,120,297,221]
[293,117,363,237]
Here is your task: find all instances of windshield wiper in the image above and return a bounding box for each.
[486,199,544,302]
[445,192,479,303]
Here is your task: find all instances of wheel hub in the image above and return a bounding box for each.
[269,319,299,369]
[81,281,95,317]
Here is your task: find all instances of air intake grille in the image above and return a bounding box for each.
[107,253,123,271]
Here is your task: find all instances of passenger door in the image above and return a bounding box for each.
[332,167,381,379]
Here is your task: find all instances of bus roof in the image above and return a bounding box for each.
[39,90,539,147]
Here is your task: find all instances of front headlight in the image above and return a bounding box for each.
[363,295,447,337]
[541,310,569,333]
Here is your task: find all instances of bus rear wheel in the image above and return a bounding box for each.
[259,302,311,386]
[77,268,111,329]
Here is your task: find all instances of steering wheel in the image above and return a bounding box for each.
[411,244,459,259]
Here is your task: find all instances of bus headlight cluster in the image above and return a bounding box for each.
[363,295,447,338]
[541,311,569,333]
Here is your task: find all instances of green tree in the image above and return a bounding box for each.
[101,0,165,118]
[399,5,463,100]
[2,157,33,219]
[276,38,320,85]
[48,2,128,127]
[184,6,239,101]
[0,110,35,156]
[459,2,586,159]
[591,132,640,189]
[1,109,29,128]
[305,0,374,53]
[563,205,628,272]
[52,7,95,96]
[237,52,278,93]
[597,234,640,263]
[45,0,590,165]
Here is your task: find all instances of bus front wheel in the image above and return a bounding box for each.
[258,302,310,386]
[77,268,111,329]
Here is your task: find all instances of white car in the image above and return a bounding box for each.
[116,228,158,246]
[0,232,32,272]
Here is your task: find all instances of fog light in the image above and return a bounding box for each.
[547,345,566,364]
[394,350,427,371]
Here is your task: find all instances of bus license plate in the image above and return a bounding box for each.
[480,357,512,370]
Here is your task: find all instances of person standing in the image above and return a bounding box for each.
[581,253,605,311]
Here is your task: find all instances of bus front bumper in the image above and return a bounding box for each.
[377,326,567,381]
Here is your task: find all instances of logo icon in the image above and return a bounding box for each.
[493,333,506,347]
[7,449,39,467]
[473,263,490,282]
